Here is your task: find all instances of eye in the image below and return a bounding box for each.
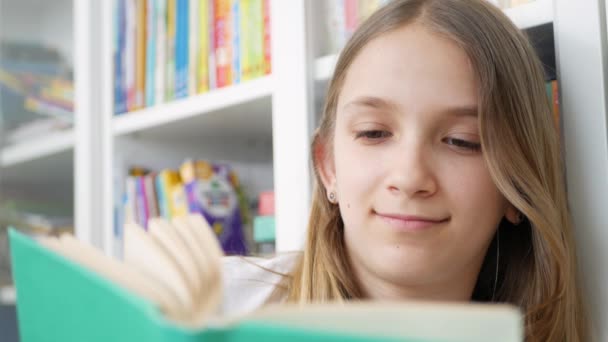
[443,137,482,152]
[355,130,393,140]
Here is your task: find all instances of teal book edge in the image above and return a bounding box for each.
[9,228,433,342]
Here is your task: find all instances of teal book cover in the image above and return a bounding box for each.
[9,228,522,342]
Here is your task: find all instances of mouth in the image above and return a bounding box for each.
[373,210,450,232]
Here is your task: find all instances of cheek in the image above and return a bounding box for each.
[442,161,507,231]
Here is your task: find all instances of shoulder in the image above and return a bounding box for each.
[221,252,300,316]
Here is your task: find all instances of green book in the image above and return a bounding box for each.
[9,228,523,342]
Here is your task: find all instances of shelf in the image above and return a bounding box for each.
[113,76,274,142]
[1,130,74,168]
[503,0,553,30]
[0,286,16,305]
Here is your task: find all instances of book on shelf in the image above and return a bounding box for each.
[114,0,271,115]
[123,160,250,255]
[10,214,522,342]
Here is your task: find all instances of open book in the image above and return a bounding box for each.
[9,214,523,342]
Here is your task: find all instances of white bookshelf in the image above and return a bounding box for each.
[0,131,74,168]
[113,76,273,139]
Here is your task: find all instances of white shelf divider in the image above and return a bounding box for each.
[0,130,74,167]
[113,76,274,137]
[503,0,553,30]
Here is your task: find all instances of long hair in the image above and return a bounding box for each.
[285,0,589,341]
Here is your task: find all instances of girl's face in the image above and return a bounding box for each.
[320,24,516,300]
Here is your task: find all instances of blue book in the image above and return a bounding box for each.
[231,0,241,84]
[175,0,189,98]
[114,0,127,114]
[145,0,157,107]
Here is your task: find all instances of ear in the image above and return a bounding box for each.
[504,204,522,225]
[313,136,337,196]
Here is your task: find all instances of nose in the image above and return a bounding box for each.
[385,138,438,198]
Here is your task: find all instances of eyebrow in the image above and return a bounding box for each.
[343,96,478,118]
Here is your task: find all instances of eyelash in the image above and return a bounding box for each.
[355,130,482,152]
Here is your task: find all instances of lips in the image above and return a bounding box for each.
[373,210,449,231]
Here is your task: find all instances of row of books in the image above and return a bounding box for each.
[113,0,271,115]
[122,160,251,255]
[325,0,391,53]
[0,41,73,143]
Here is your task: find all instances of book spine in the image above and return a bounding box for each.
[198,0,210,92]
[170,184,189,217]
[144,173,159,220]
[125,0,137,111]
[155,0,167,104]
[214,0,231,88]
[344,0,358,41]
[135,0,147,109]
[239,0,250,81]
[231,0,240,84]
[251,0,262,78]
[145,0,156,107]
[188,0,199,96]
[114,0,128,115]
[552,80,560,131]
[207,0,217,90]
[155,172,168,219]
[124,176,138,225]
[175,0,189,98]
[136,176,149,229]
[166,0,176,100]
[262,0,270,75]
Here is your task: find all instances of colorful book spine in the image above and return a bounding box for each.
[251,0,263,77]
[135,0,147,110]
[344,0,358,41]
[188,0,199,96]
[175,0,189,98]
[114,0,128,115]
[144,173,160,221]
[124,176,138,225]
[166,0,176,100]
[207,0,217,89]
[145,0,156,107]
[231,0,241,84]
[198,0,211,92]
[262,0,270,75]
[214,0,232,87]
[125,0,137,111]
[239,0,251,81]
[136,176,149,229]
[155,0,167,104]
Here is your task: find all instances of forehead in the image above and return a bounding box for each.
[337,23,479,116]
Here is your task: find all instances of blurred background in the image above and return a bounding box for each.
[1,0,607,341]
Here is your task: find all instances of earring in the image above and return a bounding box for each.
[328,191,336,203]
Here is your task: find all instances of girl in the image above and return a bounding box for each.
[223,0,589,340]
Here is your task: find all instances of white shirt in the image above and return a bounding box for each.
[221,252,300,316]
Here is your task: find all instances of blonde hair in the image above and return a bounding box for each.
[285,0,589,341]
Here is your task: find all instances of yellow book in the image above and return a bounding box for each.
[136,0,147,109]
[198,0,210,93]
[166,0,176,100]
